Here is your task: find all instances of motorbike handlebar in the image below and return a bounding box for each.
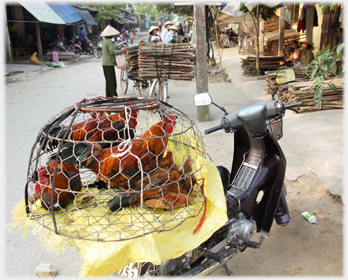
[284,101,304,110]
[204,124,223,135]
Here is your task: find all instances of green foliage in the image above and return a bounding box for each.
[133,4,165,21]
[156,3,193,17]
[305,43,344,108]
[83,3,131,23]
[239,3,280,21]
[307,2,344,109]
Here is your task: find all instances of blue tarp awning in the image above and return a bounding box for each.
[47,2,84,24]
[73,8,98,26]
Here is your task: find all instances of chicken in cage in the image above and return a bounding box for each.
[24,96,207,242]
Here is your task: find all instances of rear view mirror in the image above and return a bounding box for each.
[276,68,296,84]
[194,92,212,107]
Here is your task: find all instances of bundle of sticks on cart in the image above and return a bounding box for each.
[125,40,195,81]
[264,66,344,112]
[126,46,139,80]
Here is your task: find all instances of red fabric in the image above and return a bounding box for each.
[297,7,306,33]
[193,180,207,235]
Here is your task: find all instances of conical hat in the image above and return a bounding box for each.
[100,25,120,37]
[164,21,173,27]
[299,39,314,46]
[148,26,160,34]
[168,25,178,31]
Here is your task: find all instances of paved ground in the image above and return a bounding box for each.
[3,31,345,277]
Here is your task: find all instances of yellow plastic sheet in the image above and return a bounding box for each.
[10,135,228,276]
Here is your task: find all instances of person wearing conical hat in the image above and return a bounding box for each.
[148,26,162,42]
[100,25,127,97]
[165,25,178,43]
[161,21,173,43]
[299,39,315,65]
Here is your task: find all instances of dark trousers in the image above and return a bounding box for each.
[103,66,117,97]
[81,40,87,53]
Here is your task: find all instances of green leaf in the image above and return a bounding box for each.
[314,86,323,109]
[311,67,318,77]
[331,61,338,74]
[336,43,344,56]
[328,82,338,92]
[330,3,337,11]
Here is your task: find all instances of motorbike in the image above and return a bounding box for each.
[94,36,128,59]
[114,34,129,50]
[49,34,82,58]
[115,68,304,277]
[75,36,95,55]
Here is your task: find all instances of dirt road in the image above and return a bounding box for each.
[5,55,343,277]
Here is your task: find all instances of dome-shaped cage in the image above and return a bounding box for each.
[25,97,207,242]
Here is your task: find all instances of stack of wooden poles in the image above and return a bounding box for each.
[126,46,139,80]
[241,56,284,75]
[137,40,195,80]
[280,77,344,112]
[264,66,344,112]
[264,66,310,95]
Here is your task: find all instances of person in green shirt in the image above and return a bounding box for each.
[299,39,315,65]
[100,25,127,97]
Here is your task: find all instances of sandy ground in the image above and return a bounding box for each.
[4,39,344,277]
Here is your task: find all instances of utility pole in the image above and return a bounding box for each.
[194,2,210,122]
[278,5,285,56]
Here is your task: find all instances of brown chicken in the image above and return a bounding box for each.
[107,156,196,211]
[30,159,82,211]
[60,114,177,188]
[43,111,138,151]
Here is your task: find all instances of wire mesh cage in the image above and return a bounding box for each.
[25,97,206,242]
[267,117,283,140]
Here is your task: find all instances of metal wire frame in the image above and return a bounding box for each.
[25,97,207,242]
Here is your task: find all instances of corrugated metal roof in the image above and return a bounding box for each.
[73,8,98,26]
[47,2,84,24]
[18,1,65,24]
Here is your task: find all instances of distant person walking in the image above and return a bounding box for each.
[79,27,87,55]
[100,25,127,97]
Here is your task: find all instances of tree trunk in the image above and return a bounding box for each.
[279,6,285,56]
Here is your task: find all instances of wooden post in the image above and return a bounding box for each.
[278,6,285,56]
[306,5,314,42]
[35,22,43,57]
[259,19,264,56]
[194,2,210,122]
[5,12,12,62]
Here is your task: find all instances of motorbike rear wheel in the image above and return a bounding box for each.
[94,49,102,58]
[73,45,82,58]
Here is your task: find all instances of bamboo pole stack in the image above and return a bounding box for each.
[137,40,195,80]
[279,77,344,112]
[264,65,310,95]
[126,46,139,80]
[241,56,284,75]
